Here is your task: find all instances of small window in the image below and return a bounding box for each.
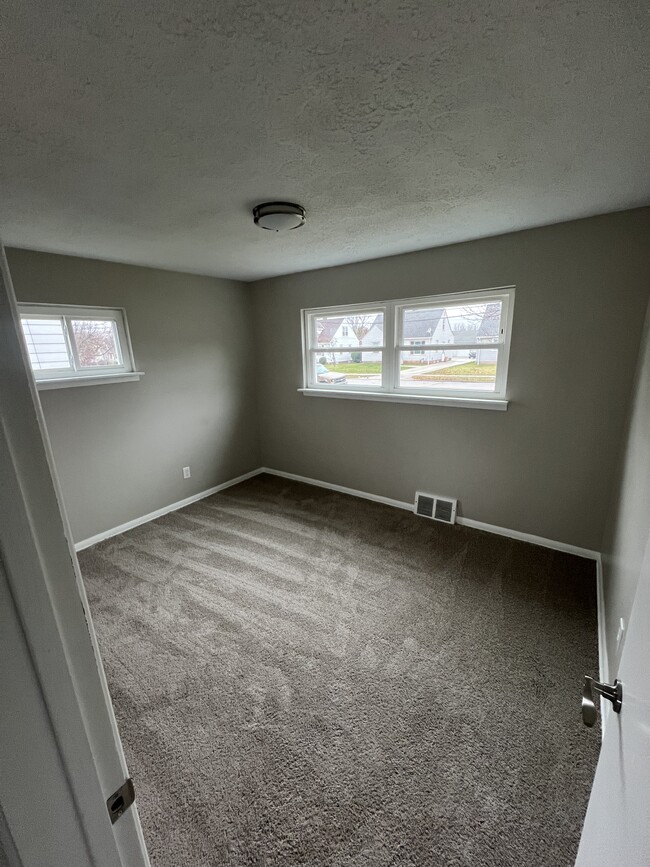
[18,303,139,387]
[302,287,514,405]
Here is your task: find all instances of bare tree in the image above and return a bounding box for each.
[347,315,376,346]
[455,304,500,326]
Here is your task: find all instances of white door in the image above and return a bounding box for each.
[575,541,650,865]
[0,244,150,867]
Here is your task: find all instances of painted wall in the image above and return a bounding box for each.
[252,208,650,552]
[0,806,19,867]
[8,249,259,543]
[600,301,650,675]
[7,209,649,553]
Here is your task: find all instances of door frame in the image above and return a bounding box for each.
[0,243,150,867]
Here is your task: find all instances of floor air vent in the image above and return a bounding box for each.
[415,492,457,525]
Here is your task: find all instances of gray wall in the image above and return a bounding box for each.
[8,249,259,543]
[8,208,650,555]
[253,208,650,552]
[601,301,650,675]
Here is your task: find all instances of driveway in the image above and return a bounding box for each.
[400,359,470,380]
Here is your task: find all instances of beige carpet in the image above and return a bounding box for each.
[79,474,599,866]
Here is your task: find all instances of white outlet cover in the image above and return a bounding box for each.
[183,466,191,479]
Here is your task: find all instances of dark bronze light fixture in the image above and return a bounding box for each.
[253,202,306,231]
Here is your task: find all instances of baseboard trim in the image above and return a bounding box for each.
[74,468,264,551]
[260,467,600,561]
[455,516,600,561]
[258,467,414,513]
[77,465,601,563]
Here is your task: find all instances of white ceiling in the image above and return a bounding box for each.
[1,1,648,281]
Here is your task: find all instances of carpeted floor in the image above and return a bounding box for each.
[79,474,599,867]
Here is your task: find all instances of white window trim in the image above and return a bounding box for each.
[18,302,143,389]
[298,388,508,410]
[35,371,144,391]
[301,286,515,408]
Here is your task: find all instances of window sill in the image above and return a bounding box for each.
[298,388,508,411]
[35,372,144,391]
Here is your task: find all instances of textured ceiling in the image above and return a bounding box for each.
[1,1,649,281]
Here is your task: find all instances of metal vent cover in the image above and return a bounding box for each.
[434,499,454,523]
[415,494,435,518]
[414,492,457,525]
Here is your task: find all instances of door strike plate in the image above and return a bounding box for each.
[107,778,135,825]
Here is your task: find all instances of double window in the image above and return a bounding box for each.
[302,287,514,404]
[18,303,139,388]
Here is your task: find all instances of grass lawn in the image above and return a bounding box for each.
[413,362,497,382]
[324,362,417,374]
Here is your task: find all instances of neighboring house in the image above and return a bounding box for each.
[316,317,344,348]
[475,303,501,364]
[317,315,383,361]
[318,307,497,366]
[317,309,462,364]
[402,308,454,362]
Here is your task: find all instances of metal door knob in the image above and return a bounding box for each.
[582,675,623,727]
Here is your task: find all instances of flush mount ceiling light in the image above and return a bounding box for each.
[253,201,306,231]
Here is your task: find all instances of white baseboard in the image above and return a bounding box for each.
[74,468,264,551]
[455,516,600,560]
[258,467,414,513]
[260,467,600,561]
[77,464,602,565]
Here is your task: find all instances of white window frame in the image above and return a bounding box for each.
[300,286,515,410]
[18,303,143,390]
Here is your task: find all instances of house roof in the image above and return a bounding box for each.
[361,315,383,336]
[318,314,384,344]
[477,303,502,338]
[403,309,444,340]
[317,318,344,343]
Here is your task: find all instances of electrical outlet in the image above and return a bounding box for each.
[616,617,625,649]
[183,466,191,479]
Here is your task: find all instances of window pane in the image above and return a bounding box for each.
[70,319,121,367]
[399,349,497,391]
[401,300,502,346]
[21,318,72,371]
[314,311,384,349]
[313,351,383,386]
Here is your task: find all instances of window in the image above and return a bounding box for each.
[18,303,141,389]
[302,287,514,408]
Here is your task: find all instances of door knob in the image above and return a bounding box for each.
[582,675,623,727]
